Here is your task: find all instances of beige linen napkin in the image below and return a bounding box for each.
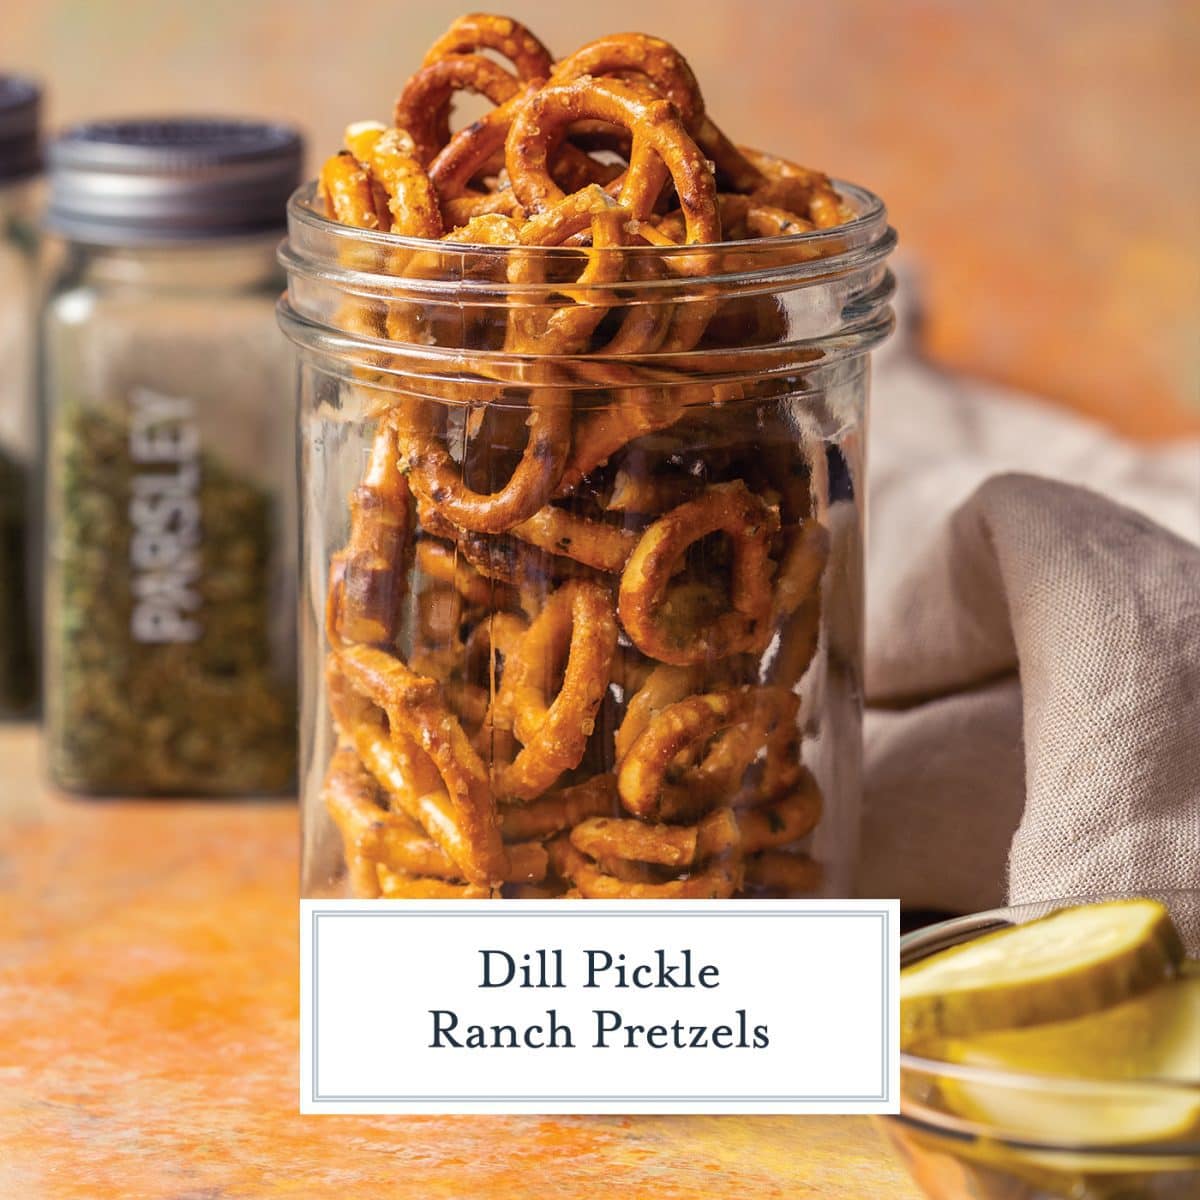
[858,316,1200,911]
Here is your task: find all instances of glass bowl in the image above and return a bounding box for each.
[881,891,1200,1200]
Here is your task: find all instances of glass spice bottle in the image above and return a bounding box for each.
[41,119,302,794]
[0,75,41,716]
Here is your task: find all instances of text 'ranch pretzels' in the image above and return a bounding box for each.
[313,12,853,898]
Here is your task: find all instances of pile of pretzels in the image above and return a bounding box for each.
[318,13,849,899]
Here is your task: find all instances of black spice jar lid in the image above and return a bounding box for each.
[46,116,304,244]
[0,75,42,183]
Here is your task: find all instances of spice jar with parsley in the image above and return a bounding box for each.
[40,119,302,794]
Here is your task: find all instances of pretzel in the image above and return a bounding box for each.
[429,82,543,205]
[395,54,522,166]
[613,682,798,822]
[324,739,547,885]
[321,741,388,896]
[618,481,779,665]
[377,868,493,899]
[397,192,630,534]
[327,659,482,874]
[507,189,632,354]
[495,580,618,799]
[506,77,721,246]
[742,147,852,230]
[395,388,571,534]
[327,417,414,645]
[319,151,387,230]
[510,505,638,573]
[498,773,617,841]
[422,13,553,83]
[335,644,507,885]
[570,776,820,869]
[547,33,762,192]
[343,122,443,239]
[616,688,747,821]
[415,538,519,609]
[442,189,525,230]
[548,812,741,898]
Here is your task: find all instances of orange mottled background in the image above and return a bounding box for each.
[9,0,1198,437]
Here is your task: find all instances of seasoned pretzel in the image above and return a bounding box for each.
[319,151,387,229]
[377,868,493,899]
[395,54,521,166]
[743,147,852,230]
[547,32,762,192]
[397,192,628,535]
[510,505,638,573]
[343,122,443,238]
[615,686,791,821]
[322,741,388,896]
[422,13,553,82]
[442,190,525,229]
[429,81,543,204]
[548,814,741,898]
[737,772,823,848]
[327,417,414,645]
[415,538,519,609]
[569,779,819,871]
[395,389,571,534]
[618,481,779,665]
[506,77,720,245]
[604,466,702,515]
[495,580,618,799]
[324,738,546,885]
[335,644,507,885]
[507,188,631,354]
[498,773,617,841]
[328,659,482,874]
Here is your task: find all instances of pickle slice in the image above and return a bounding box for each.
[902,899,1184,1046]
[931,976,1200,1146]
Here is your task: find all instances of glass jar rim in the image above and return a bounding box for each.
[281,177,895,292]
[278,176,897,390]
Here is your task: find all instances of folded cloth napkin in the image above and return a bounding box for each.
[858,311,1200,912]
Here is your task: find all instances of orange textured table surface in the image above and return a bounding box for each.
[0,724,918,1200]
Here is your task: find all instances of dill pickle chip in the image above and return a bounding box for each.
[901,899,1184,1047]
[930,976,1200,1146]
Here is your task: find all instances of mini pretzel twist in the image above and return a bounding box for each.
[618,481,780,665]
[395,54,522,166]
[494,579,618,800]
[335,643,508,886]
[547,32,763,192]
[506,76,721,246]
[327,417,414,646]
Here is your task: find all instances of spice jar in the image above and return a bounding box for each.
[41,119,303,794]
[0,75,41,716]
[282,183,895,899]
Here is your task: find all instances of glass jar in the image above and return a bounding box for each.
[0,76,41,716]
[280,182,895,898]
[41,119,303,794]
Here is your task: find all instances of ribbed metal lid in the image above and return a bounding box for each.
[0,75,41,182]
[46,117,304,243]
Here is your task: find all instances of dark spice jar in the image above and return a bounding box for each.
[0,76,41,716]
[40,119,302,794]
